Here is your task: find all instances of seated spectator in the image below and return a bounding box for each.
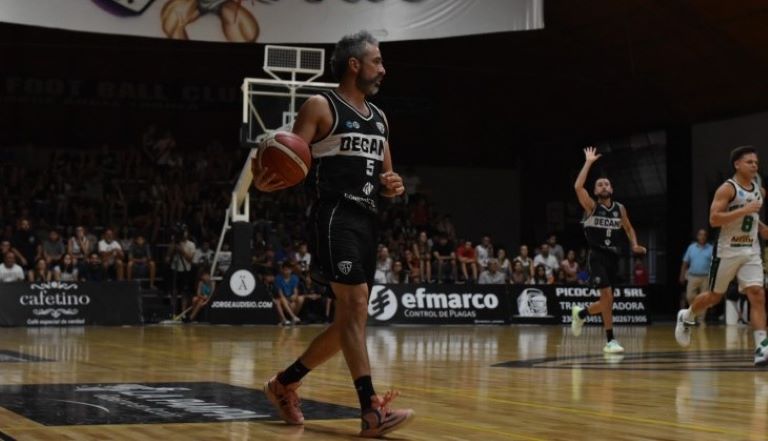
[513,245,534,281]
[81,253,107,282]
[533,243,559,280]
[547,233,565,262]
[42,230,65,269]
[413,231,432,282]
[117,226,134,254]
[12,218,40,269]
[374,246,393,284]
[0,240,24,268]
[387,260,409,284]
[294,242,312,275]
[509,260,529,285]
[273,262,302,326]
[475,236,494,272]
[68,226,95,271]
[299,275,332,323]
[561,250,580,284]
[577,268,590,285]
[193,240,215,275]
[497,248,511,280]
[532,264,552,285]
[456,240,478,283]
[403,249,420,282]
[98,228,125,280]
[28,258,52,283]
[478,258,506,284]
[188,270,215,322]
[432,235,457,283]
[127,235,157,288]
[555,269,568,284]
[634,259,649,285]
[55,253,79,282]
[0,251,25,282]
[253,246,275,285]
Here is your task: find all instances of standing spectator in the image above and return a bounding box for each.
[55,254,79,282]
[679,228,713,309]
[432,235,457,283]
[532,264,551,285]
[560,250,580,284]
[98,229,125,280]
[478,258,506,284]
[374,246,393,284]
[127,235,157,288]
[188,270,215,322]
[193,240,215,275]
[497,248,511,280]
[475,236,494,272]
[387,260,409,284]
[81,253,106,282]
[68,226,95,271]
[42,230,65,269]
[513,245,535,281]
[547,234,565,263]
[456,240,478,283]
[273,262,302,325]
[294,242,312,275]
[509,260,528,285]
[28,258,52,283]
[165,227,196,315]
[533,243,559,280]
[12,218,40,269]
[0,252,25,282]
[413,231,432,282]
[633,259,649,285]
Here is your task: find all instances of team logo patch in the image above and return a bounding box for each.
[362,182,374,196]
[604,239,611,246]
[345,120,361,130]
[337,261,353,275]
[612,211,619,218]
[376,122,386,134]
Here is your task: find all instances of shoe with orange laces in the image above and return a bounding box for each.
[359,390,415,438]
[264,374,304,425]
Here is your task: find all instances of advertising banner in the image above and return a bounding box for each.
[0,281,142,327]
[509,285,650,325]
[0,0,543,43]
[367,284,510,325]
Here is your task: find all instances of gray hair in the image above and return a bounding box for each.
[331,30,378,80]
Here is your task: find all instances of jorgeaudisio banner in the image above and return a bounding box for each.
[0,0,543,43]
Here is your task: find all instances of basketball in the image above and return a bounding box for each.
[255,131,311,188]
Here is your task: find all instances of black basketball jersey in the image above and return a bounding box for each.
[582,201,628,255]
[306,90,389,214]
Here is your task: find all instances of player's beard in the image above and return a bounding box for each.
[357,73,382,97]
[597,190,613,201]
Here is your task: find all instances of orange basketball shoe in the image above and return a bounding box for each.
[359,390,415,438]
[264,374,304,425]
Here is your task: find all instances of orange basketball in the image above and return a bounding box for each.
[255,131,311,188]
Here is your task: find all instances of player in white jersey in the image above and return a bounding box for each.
[675,146,768,367]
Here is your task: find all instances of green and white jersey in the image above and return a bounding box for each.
[717,177,762,258]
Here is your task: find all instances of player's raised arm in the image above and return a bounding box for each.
[619,205,646,255]
[709,182,761,227]
[574,147,599,213]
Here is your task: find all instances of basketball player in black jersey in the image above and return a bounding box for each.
[571,147,646,353]
[254,31,414,437]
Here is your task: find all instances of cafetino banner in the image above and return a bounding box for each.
[0,281,142,327]
[509,285,650,325]
[0,0,543,44]
[367,284,510,325]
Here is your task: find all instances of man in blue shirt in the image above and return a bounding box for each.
[679,229,713,319]
[273,262,302,325]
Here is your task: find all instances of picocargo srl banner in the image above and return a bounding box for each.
[509,285,650,325]
[367,284,510,325]
[0,0,543,43]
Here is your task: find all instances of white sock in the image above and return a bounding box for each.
[683,307,694,321]
[755,330,767,348]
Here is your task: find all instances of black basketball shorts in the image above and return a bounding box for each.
[310,200,377,287]
[587,248,619,289]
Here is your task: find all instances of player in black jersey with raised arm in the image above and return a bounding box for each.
[571,147,647,353]
[254,31,414,438]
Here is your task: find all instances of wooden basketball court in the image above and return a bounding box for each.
[0,324,765,440]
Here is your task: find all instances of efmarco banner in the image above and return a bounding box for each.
[0,0,543,44]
